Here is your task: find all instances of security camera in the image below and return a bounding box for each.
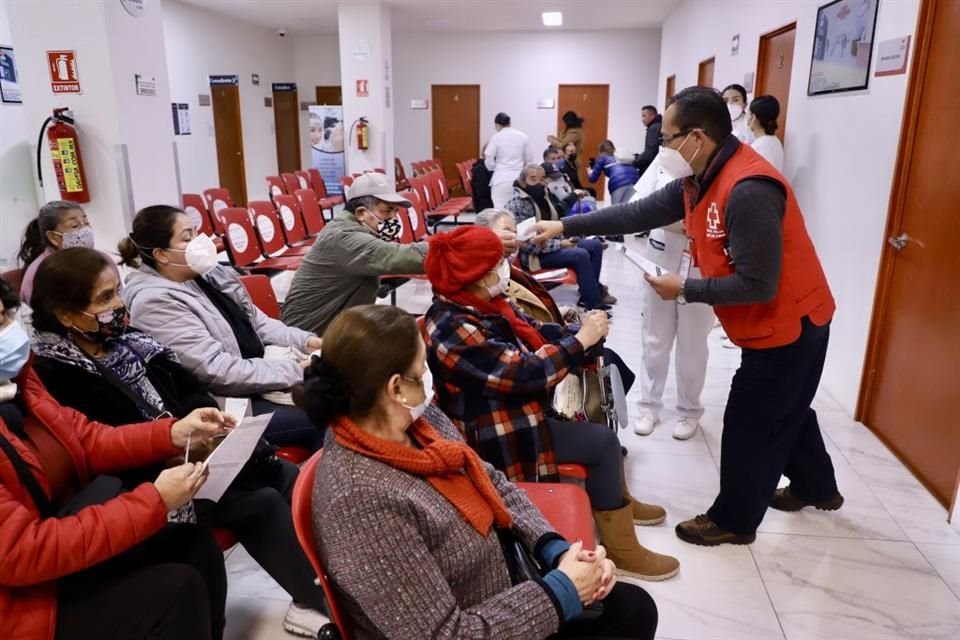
[277,28,287,37]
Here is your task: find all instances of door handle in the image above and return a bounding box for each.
[434,146,441,150]
[888,233,910,251]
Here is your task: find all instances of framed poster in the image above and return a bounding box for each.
[308,105,346,196]
[0,46,22,103]
[808,0,880,96]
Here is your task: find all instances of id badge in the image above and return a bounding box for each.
[679,249,693,280]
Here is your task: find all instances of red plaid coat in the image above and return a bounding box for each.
[422,296,585,482]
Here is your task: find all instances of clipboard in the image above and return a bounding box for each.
[618,244,671,277]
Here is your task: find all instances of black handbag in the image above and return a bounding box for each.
[496,528,603,621]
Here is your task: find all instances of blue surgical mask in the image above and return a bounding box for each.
[0,320,31,381]
[554,158,566,170]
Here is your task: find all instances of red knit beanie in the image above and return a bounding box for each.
[425,226,504,296]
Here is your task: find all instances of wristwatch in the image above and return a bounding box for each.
[676,279,687,305]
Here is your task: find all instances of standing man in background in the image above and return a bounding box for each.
[633,105,662,177]
[534,86,842,547]
[485,112,534,209]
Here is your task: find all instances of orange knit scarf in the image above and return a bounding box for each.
[332,414,513,535]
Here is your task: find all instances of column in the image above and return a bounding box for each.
[6,0,179,252]
[337,0,395,178]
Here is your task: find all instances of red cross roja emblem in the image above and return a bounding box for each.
[706,202,721,231]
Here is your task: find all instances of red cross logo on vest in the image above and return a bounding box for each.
[706,202,720,231]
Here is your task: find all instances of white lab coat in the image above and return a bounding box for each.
[629,156,714,421]
[732,114,754,144]
[485,127,534,208]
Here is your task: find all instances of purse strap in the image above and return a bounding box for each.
[80,349,169,421]
[0,431,55,518]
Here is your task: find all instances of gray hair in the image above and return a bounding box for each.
[474,208,515,228]
[519,163,544,185]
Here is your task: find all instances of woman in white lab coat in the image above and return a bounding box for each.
[629,149,714,441]
[747,95,784,172]
[722,84,754,144]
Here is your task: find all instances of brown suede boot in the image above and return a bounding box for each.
[594,503,680,581]
[622,475,666,525]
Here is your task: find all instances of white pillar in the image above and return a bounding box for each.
[337,0,394,178]
[7,0,178,253]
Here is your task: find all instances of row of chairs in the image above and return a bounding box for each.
[266,169,344,216]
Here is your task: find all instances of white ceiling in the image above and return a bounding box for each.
[178,0,680,35]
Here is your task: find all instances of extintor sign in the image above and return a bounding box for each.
[47,50,81,94]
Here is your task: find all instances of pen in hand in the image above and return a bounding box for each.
[184,432,192,464]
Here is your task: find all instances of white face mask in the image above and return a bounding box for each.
[402,366,435,422]
[165,234,219,276]
[658,134,698,180]
[728,102,744,122]
[486,261,511,298]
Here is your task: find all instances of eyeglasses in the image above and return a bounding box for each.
[659,130,694,147]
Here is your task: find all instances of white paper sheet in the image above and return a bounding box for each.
[532,268,569,281]
[618,245,671,277]
[224,397,250,420]
[195,413,272,502]
[516,218,537,241]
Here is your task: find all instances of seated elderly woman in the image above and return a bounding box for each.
[420,226,679,581]
[475,207,636,401]
[118,205,323,450]
[28,247,330,637]
[505,164,614,312]
[304,304,658,639]
[0,276,230,640]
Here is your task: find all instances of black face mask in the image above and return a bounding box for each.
[567,153,577,163]
[525,184,547,201]
[75,306,130,343]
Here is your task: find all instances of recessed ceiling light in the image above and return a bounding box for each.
[542,12,563,27]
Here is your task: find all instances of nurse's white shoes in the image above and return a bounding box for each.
[633,413,658,436]
[672,417,700,441]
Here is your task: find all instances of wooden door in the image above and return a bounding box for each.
[858,0,960,507]
[665,74,676,105]
[756,23,797,143]
[431,85,480,183]
[698,57,715,88]
[273,87,301,174]
[211,83,247,206]
[557,84,609,196]
[315,85,342,105]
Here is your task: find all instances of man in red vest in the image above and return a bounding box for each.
[533,86,843,546]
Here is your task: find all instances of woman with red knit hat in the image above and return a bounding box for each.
[422,226,680,581]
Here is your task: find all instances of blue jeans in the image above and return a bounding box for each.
[538,238,604,308]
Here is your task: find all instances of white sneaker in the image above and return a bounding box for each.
[283,602,330,638]
[633,413,658,436]
[672,417,700,441]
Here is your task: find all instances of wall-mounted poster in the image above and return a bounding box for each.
[308,105,346,196]
[0,46,22,103]
[808,0,880,96]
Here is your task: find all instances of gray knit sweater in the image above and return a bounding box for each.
[312,405,564,639]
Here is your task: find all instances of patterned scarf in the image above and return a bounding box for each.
[445,292,547,351]
[333,414,513,535]
[33,331,171,419]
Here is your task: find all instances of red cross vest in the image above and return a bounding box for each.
[684,144,835,349]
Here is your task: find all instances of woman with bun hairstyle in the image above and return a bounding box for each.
[303,303,659,639]
[747,95,784,172]
[118,205,324,450]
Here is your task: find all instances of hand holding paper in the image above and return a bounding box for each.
[194,413,272,502]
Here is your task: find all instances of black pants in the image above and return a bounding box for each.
[708,318,840,534]
[548,419,623,511]
[550,581,658,639]
[194,459,327,612]
[55,523,227,640]
[251,397,326,450]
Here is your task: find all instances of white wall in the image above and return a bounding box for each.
[292,33,341,171]
[0,0,39,268]
[393,29,661,173]
[658,0,921,414]
[162,0,295,202]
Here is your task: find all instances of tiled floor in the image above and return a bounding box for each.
[231,238,960,640]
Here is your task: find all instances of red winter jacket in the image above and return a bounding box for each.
[0,363,179,640]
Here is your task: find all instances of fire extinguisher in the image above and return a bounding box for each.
[36,107,91,203]
[354,117,369,151]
